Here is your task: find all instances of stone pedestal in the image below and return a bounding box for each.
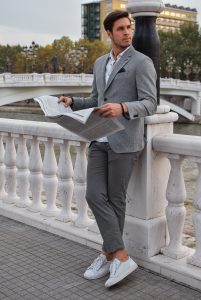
[124,106,178,258]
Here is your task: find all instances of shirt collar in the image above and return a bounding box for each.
[109,45,131,63]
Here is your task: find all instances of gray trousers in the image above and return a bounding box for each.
[86,142,141,253]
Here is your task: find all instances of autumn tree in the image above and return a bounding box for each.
[159,23,201,80]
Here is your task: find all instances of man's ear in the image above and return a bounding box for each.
[107,30,112,40]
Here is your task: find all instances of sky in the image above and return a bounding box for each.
[0,0,201,46]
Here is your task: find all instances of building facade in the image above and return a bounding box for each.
[82,1,101,40]
[100,0,128,44]
[81,1,197,44]
[157,4,197,32]
[82,0,128,44]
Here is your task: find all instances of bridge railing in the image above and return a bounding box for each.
[152,134,201,268]
[0,118,102,247]
[1,73,201,87]
[0,73,93,85]
[0,113,201,289]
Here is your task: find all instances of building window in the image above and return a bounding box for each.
[106,0,112,8]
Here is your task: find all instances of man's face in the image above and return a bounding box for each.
[107,17,132,50]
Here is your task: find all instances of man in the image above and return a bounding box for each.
[59,11,157,287]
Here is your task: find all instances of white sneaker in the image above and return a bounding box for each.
[105,257,138,287]
[84,254,111,280]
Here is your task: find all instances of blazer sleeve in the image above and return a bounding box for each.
[71,70,98,111]
[124,57,157,119]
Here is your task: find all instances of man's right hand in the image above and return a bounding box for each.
[58,96,73,107]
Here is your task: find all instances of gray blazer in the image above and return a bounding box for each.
[72,46,157,153]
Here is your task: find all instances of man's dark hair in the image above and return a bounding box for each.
[103,10,130,32]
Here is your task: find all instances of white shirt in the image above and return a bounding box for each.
[97,46,131,142]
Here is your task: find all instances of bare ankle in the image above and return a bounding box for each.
[102,251,113,261]
[113,249,129,262]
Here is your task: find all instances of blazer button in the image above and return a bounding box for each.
[104,98,107,101]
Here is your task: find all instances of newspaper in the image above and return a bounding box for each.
[34,95,124,141]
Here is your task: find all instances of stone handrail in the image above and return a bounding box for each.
[1,74,200,116]
[153,134,201,268]
[0,73,94,86]
[0,73,201,89]
[0,113,201,289]
[0,118,95,232]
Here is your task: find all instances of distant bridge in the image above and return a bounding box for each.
[0,73,201,120]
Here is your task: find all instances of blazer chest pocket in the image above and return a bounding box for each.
[116,68,130,79]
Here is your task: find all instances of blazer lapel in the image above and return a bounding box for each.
[98,54,109,92]
[104,47,134,93]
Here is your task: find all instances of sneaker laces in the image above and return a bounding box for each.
[88,255,106,271]
[109,259,121,278]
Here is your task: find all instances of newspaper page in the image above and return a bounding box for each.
[34,95,124,140]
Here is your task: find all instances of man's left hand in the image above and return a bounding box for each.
[96,103,126,118]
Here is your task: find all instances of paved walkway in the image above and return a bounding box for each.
[0,216,201,300]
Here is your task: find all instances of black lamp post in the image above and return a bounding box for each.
[4,56,12,72]
[66,46,88,73]
[192,64,200,81]
[166,56,176,78]
[127,0,164,105]
[22,41,39,73]
[175,66,181,80]
[183,58,192,81]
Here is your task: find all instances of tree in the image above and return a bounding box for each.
[159,23,201,80]
[0,44,23,73]
[66,38,108,74]
[51,36,74,73]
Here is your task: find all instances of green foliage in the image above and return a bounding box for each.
[2,23,200,80]
[0,36,108,74]
[0,44,23,73]
[159,23,201,80]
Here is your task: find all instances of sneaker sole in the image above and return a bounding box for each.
[84,269,110,280]
[105,263,138,287]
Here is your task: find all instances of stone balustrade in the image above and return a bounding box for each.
[0,74,200,116]
[0,111,201,289]
[0,118,100,248]
[0,73,93,86]
[153,134,201,268]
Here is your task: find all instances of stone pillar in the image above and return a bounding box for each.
[124,107,178,259]
[191,91,201,116]
[127,0,164,104]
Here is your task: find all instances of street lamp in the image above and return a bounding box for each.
[183,58,192,80]
[192,64,201,81]
[66,46,88,73]
[77,46,88,72]
[22,41,39,73]
[4,56,12,72]
[166,56,176,78]
[175,66,181,80]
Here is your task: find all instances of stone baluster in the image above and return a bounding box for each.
[161,154,190,259]
[56,140,75,222]
[41,138,59,217]
[15,134,31,207]
[0,133,6,200]
[3,133,18,204]
[188,158,201,267]
[74,142,92,227]
[28,136,44,212]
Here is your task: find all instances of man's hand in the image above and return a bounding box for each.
[58,95,73,107]
[96,103,128,118]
